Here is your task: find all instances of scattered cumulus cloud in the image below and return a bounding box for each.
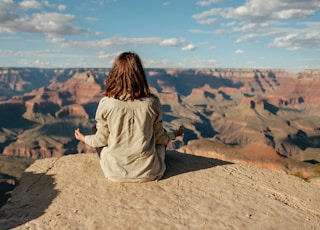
[58,5,67,11]
[235,31,280,43]
[303,58,319,63]
[197,18,217,25]
[140,58,170,68]
[86,17,99,21]
[192,0,320,50]
[17,59,50,67]
[33,59,50,66]
[214,29,228,34]
[0,1,86,35]
[187,56,219,68]
[182,44,196,51]
[235,49,244,54]
[193,0,320,22]
[0,49,63,57]
[192,8,221,24]
[224,22,237,27]
[189,29,215,34]
[196,0,223,7]
[46,35,196,51]
[232,22,270,32]
[19,0,42,10]
[1,0,319,69]
[97,51,119,59]
[161,59,169,65]
[269,31,320,50]
[29,13,88,35]
[160,38,179,46]
[162,2,169,6]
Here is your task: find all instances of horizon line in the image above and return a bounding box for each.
[1,66,320,74]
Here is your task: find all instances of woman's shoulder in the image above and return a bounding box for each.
[143,94,160,105]
[148,93,160,102]
[99,96,111,104]
[98,95,161,108]
[97,96,119,108]
[146,94,162,111]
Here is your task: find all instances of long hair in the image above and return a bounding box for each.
[105,52,151,100]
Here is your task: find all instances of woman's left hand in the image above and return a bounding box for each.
[174,125,184,137]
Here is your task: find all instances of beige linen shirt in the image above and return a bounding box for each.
[84,95,175,182]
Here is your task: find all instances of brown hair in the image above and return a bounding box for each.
[104,52,151,100]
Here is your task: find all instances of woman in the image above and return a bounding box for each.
[75,52,184,182]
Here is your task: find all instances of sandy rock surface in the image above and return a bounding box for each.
[0,151,319,230]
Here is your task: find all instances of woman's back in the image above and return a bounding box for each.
[74,52,183,182]
[86,95,172,182]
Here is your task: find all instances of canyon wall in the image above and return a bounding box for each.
[0,67,320,175]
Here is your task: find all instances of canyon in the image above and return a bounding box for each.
[0,67,320,178]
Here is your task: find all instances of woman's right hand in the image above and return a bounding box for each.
[174,125,184,137]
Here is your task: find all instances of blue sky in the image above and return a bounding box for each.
[1,0,320,72]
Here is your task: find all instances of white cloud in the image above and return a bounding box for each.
[97,51,119,59]
[224,21,237,27]
[28,12,88,35]
[17,58,51,67]
[234,23,320,50]
[160,38,179,46]
[235,49,244,54]
[0,49,63,57]
[214,29,228,34]
[182,44,196,51]
[0,0,18,24]
[193,0,320,22]
[33,59,50,65]
[192,8,220,22]
[97,51,110,59]
[58,4,67,11]
[197,18,217,25]
[235,30,284,43]
[269,31,320,50]
[233,22,269,32]
[189,29,215,34]
[187,57,219,67]
[0,1,87,35]
[140,58,171,68]
[20,0,42,10]
[196,0,224,7]
[46,35,196,51]
[193,0,320,51]
[233,0,318,21]
[273,9,314,20]
[161,59,169,65]
[159,38,196,51]
[43,1,53,7]
[43,1,66,10]
[86,17,99,21]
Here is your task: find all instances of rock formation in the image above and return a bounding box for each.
[0,68,320,177]
[0,152,319,229]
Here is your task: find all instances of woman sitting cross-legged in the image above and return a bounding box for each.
[75,51,184,182]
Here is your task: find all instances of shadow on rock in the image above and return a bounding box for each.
[0,172,58,230]
[0,174,16,208]
[162,150,232,179]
